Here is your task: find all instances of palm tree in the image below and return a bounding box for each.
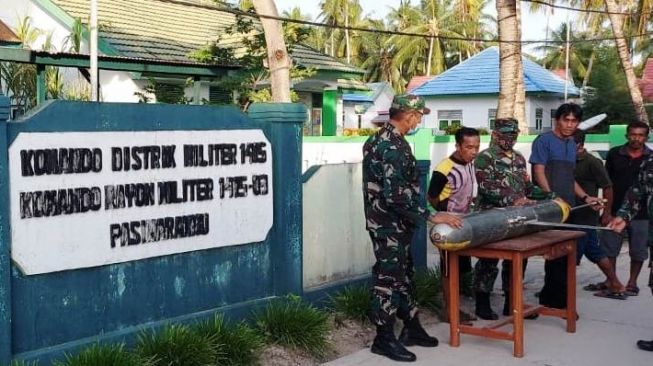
[389,0,467,76]
[359,19,405,91]
[603,0,649,123]
[319,0,362,63]
[451,0,493,59]
[535,23,593,83]
[496,0,526,130]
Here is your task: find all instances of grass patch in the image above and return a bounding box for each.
[53,343,150,366]
[11,361,39,366]
[254,295,331,358]
[413,266,444,313]
[329,285,371,323]
[194,314,265,366]
[136,323,218,366]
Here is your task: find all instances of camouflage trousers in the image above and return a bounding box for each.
[473,258,528,294]
[368,230,418,326]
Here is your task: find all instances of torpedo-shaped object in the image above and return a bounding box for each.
[430,199,571,251]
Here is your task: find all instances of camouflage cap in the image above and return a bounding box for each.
[494,118,520,133]
[391,94,431,115]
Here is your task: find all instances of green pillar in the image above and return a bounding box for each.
[36,64,46,105]
[607,124,627,148]
[322,88,337,136]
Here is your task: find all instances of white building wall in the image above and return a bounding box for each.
[304,141,610,174]
[423,95,574,133]
[302,163,373,289]
[527,95,568,133]
[422,96,497,130]
[341,86,394,130]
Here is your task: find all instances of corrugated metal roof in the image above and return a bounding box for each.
[412,47,580,97]
[342,94,374,102]
[48,0,363,74]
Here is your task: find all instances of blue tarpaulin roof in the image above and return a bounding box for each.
[412,47,580,97]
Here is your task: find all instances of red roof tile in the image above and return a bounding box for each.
[0,20,20,44]
[406,76,434,93]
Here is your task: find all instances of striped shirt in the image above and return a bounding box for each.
[428,154,477,214]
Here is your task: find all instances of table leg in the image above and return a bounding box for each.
[512,254,524,358]
[448,252,460,347]
[566,240,577,333]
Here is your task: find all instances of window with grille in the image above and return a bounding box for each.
[209,85,233,104]
[535,108,543,130]
[437,109,463,129]
[488,109,497,130]
[154,83,185,104]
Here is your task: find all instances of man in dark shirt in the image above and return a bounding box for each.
[530,103,602,310]
[602,121,650,297]
[572,130,625,298]
[607,151,653,351]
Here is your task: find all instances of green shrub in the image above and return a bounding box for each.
[136,324,217,366]
[254,295,331,358]
[413,266,443,313]
[52,343,149,366]
[329,285,372,323]
[194,314,265,366]
[10,361,39,366]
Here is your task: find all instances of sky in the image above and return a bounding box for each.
[274,0,572,53]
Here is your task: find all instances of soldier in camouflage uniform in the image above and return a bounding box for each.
[363,94,462,362]
[473,118,555,320]
[608,153,653,352]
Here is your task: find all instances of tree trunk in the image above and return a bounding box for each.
[582,51,595,89]
[345,1,350,63]
[252,0,291,102]
[604,0,649,123]
[426,36,434,76]
[496,0,526,132]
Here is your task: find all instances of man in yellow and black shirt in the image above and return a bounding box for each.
[428,127,480,323]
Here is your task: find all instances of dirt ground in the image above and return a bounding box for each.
[259,309,445,366]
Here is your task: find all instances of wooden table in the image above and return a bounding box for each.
[445,230,585,357]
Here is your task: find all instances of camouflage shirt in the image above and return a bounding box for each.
[363,123,429,235]
[617,153,653,223]
[475,142,554,210]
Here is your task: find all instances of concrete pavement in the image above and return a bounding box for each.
[324,247,653,366]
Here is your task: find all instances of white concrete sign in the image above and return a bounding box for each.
[9,130,273,275]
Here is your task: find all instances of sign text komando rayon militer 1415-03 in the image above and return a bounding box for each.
[9,130,273,275]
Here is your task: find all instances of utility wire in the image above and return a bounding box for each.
[520,0,635,16]
[161,0,653,45]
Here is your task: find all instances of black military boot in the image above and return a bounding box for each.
[475,292,498,320]
[399,315,438,347]
[637,339,653,352]
[371,324,416,362]
[503,292,511,316]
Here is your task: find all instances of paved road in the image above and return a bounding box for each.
[325,244,653,366]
